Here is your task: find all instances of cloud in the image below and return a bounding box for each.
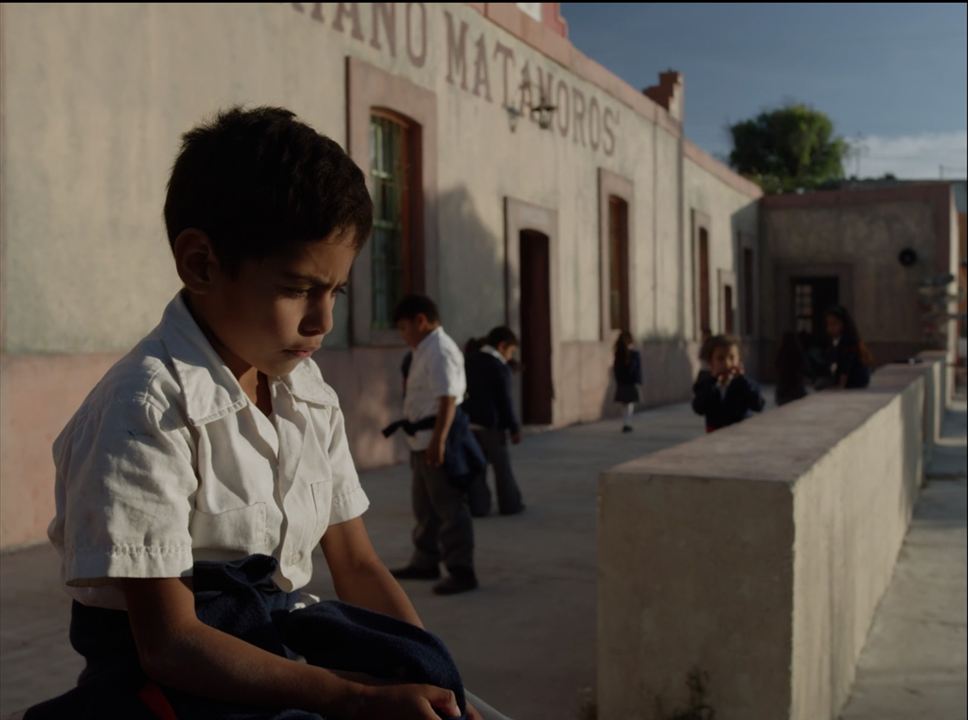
[847,131,968,179]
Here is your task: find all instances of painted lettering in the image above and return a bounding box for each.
[370,3,396,57]
[555,78,570,137]
[472,34,492,102]
[291,3,324,23]
[603,107,617,156]
[333,3,364,41]
[444,10,469,90]
[493,41,515,107]
[534,66,553,125]
[519,61,533,113]
[588,96,601,150]
[405,3,427,67]
[572,86,587,146]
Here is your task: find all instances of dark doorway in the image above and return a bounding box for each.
[520,229,553,425]
[698,228,711,339]
[790,277,840,349]
[723,284,735,335]
[608,196,630,332]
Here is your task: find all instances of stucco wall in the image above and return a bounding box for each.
[758,185,957,376]
[599,360,934,719]
[682,144,761,373]
[0,3,760,548]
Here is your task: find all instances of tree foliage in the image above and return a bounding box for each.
[728,103,849,194]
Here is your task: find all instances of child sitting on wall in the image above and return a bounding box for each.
[692,334,766,433]
[29,106,487,720]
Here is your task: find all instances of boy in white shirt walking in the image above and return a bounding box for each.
[390,295,479,596]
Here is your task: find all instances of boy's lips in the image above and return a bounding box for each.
[286,346,320,358]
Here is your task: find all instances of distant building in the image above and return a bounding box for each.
[758,182,962,378]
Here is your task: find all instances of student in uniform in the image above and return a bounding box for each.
[29,107,489,720]
[389,295,480,596]
[692,334,766,433]
[612,330,642,433]
[817,305,873,390]
[463,326,526,518]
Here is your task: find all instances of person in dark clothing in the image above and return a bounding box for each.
[463,326,526,517]
[692,335,765,432]
[613,330,643,433]
[775,331,809,406]
[816,305,873,390]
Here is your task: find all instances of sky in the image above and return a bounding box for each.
[561,3,968,180]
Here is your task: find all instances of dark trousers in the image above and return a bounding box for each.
[467,429,524,516]
[410,451,475,572]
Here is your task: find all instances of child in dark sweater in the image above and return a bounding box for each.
[692,335,765,432]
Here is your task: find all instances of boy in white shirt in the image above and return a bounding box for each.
[36,107,486,720]
[389,295,478,595]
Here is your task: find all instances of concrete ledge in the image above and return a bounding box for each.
[598,364,927,720]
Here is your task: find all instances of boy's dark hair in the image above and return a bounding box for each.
[485,326,519,349]
[392,294,440,325]
[699,334,740,363]
[465,326,519,356]
[164,106,372,273]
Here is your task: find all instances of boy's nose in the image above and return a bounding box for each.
[301,298,334,337]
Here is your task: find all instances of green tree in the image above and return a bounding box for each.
[728,103,848,194]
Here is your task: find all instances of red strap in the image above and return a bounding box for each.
[137,681,179,720]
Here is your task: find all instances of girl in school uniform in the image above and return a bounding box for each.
[818,305,873,390]
[613,330,642,433]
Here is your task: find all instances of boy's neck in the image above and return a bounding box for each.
[182,290,257,387]
[414,323,440,347]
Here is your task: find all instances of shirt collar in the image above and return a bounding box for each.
[481,344,507,364]
[158,293,335,427]
[414,326,443,355]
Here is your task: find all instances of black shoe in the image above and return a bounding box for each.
[390,565,440,581]
[469,508,491,518]
[622,425,633,433]
[499,504,526,516]
[433,570,479,595]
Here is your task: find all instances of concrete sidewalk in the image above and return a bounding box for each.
[0,399,709,719]
[839,397,967,720]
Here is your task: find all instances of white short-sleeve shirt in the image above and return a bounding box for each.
[48,293,369,610]
[402,327,467,451]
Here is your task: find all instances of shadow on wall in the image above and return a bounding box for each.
[315,185,509,471]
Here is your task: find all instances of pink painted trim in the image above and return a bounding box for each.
[542,3,568,37]
[684,139,763,200]
[0,352,123,549]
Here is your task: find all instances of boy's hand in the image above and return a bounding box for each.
[426,435,446,467]
[347,683,461,719]
[467,701,484,720]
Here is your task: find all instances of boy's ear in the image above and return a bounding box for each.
[174,229,220,293]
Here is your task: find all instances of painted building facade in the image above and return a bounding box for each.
[0,3,767,549]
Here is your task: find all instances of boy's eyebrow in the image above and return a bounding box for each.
[280,272,349,287]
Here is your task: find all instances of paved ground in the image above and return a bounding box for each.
[839,396,967,720]
[1,390,964,720]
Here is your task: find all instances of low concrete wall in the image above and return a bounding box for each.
[598,363,930,720]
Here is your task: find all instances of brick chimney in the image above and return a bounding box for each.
[643,70,684,122]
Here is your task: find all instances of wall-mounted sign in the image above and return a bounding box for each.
[292,3,620,157]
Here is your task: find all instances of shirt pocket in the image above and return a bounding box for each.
[310,480,334,537]
[190,502,268,554]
